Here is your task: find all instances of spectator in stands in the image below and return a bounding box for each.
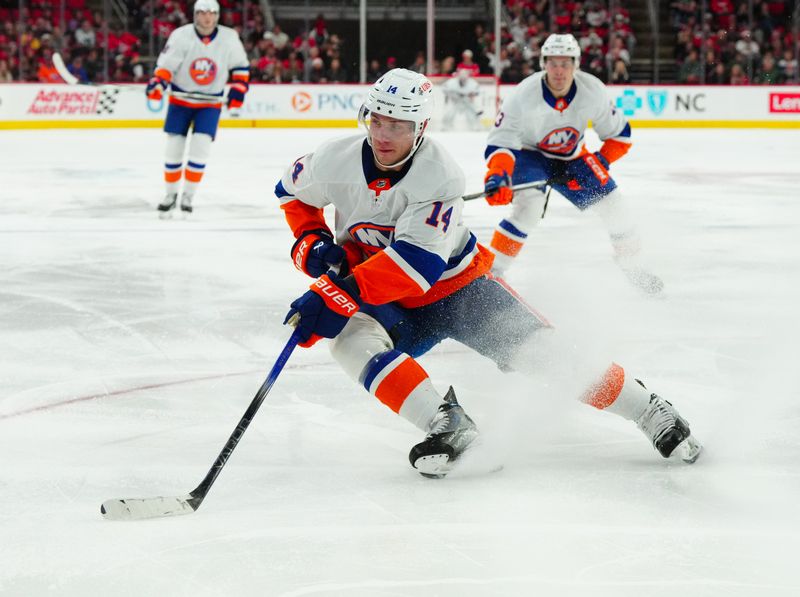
[74,19,95,48]
[606,36,631,70]
[707,61,729,84]
[309,56,326,83]
[729,62,749,84]
[610,58,630,83]
[327,57,348,82]
[0,58,12,82]
[456,49,480,76]
[366,58,383,81]
[777,49,798,82]
[678,48,702,82]
[68,55,89,83]
[754,52,782,84]
[735,29,760,59]
[408,50,426,74]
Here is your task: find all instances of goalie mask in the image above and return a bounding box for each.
[358,68,434,169]
[539,34,581,70]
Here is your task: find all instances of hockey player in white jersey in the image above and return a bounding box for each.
[147,0,249,218]
[441,68,483,131]
[276,68,700,478]
[484,34,663,293]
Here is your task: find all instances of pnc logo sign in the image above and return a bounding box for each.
[291,91,313,112]
[189,57,217,85]
[769,93,800,113]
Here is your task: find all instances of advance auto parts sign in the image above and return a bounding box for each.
[27,88,121,115]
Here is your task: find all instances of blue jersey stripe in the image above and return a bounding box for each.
[187,160,206,170]
[274,180,292,198]
[391,240,447,286]
[445,233,477,270]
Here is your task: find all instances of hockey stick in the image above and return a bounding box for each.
[462,180,548,202]
[53,52,224,103]
[100,328,302,521]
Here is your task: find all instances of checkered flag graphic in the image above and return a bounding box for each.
[96,87,120,114]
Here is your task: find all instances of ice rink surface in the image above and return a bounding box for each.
[1,126,799,596]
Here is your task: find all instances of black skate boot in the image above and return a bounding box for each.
[409,387,479,479]
[179,192,193,215]
[157,193,177,219]
[636,391,702,463]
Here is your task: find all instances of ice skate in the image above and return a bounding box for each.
[636,392,702,463]
[179,193,194,216]
[157,193,177,219]
[621,265,664,295]
[409,387,479,478]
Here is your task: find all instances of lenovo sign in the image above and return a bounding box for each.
[769,93,800,113]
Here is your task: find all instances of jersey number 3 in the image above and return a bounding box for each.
[425,201,453,232]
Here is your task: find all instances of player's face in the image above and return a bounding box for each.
[194,10,218,35]
[367,113,416,170]
[544,57,575,95]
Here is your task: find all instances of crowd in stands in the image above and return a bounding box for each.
[0,0,796,84]
[671,0,798,83]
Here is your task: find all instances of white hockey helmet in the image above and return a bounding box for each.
[194,0,220,14]
[358,68,434,168]
[539,34,581,69]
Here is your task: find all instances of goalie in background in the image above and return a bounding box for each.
[147,0,250,219]
[440,68,484,132]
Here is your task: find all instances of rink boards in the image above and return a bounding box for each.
[1,83,799,129]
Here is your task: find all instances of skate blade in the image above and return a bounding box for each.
[413,445,504,480]
[675,434,703,464]
[158,209,174,220]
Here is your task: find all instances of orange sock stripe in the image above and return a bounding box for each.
[583,363,625,409]
[374,357,429,413]
[164,170,182,183]
[184,169,204,183]
[491,230,525,257]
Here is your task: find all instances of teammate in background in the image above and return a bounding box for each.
[147,0,249,218]
[441,68,484,131]
[484,34,663,293]
[276,68,701,478]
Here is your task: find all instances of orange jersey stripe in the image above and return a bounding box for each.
[168,97,223,109]
[353,251,425,305]
[598,139,632,164]
[374,357,429,413]
[280,199,329,238]
[231,72,250,82]
[164,170,182,183]
[582,363,625,409]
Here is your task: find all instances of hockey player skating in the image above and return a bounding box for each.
[147,0,249,218]
[484,34,663,293]
[277,68,700,479]
[441,68,484,131]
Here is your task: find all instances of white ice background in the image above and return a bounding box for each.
[1,127,799,596]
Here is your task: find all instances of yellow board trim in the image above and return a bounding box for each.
[0,118,797,130]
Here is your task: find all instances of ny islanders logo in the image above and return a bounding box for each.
[189,57,218,85]
[538,127,580,155]
[348,223,394,256]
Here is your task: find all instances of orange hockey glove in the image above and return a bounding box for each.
[483,152,515,206]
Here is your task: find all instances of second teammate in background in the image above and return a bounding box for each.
[276,68,701,479]
[441,68,484,131]
[146,0,250,218]
[484,34,663,293]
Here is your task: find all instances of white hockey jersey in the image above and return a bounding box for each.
[276,135,494,308]
[487,70,631,160]
[155,24,248,107]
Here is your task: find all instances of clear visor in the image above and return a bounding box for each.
[359,108,416,143]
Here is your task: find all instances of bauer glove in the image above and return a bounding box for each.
[285,273,361,348]
[145,75,168,101]
[483,152,516,206]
